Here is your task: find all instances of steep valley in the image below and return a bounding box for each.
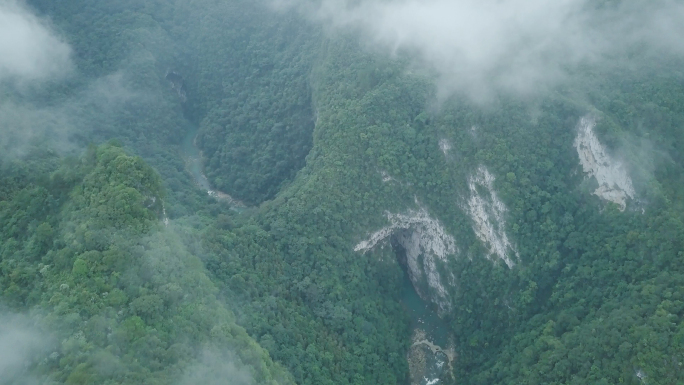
[2,1,684,385]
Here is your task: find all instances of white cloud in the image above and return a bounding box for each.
[275,0,684,100]
[0,0,72,82]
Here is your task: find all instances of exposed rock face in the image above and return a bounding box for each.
[466,166,517,268]
[355,203,457,312]
[439,139,452,156]
[380,170,394,183]
[162,203,169,227]
[574,116,635,211]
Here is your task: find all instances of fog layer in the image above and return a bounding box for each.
[275,0,684,100]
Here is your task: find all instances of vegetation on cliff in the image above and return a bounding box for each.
[2,1,684,384]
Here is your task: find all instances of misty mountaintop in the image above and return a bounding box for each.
[1,1,684,384]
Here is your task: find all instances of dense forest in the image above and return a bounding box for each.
[2,0,684,384]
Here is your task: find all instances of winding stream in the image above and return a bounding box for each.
[401,273,455,385]
[181,127,246,211]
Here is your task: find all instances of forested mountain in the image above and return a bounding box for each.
[1,1,684,384]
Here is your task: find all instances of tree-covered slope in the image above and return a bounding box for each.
[0,144,293,385]
[3,1,684,385]
[198,37,684,384]
[181,1,319,205]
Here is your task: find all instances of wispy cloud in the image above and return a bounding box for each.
[177,347,254,385]
[0,73,139,158]
[0,0,72,83]
[0,0,78,157]
[0,312,53,385]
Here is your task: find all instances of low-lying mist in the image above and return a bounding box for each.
[0,73,140,158]
[0,311,53,385]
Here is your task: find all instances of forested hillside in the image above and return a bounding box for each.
[1,144,292,384]
[2,0,684,384]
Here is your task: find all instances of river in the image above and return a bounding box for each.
[181,127,245,211]
[401,272,455,385]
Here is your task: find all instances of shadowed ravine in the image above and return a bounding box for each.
[399,250,456,385]
[181,126,246,211]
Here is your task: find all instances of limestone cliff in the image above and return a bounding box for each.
[574,116,635,211]
[465,166,517,268]
[355,202,457,312]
